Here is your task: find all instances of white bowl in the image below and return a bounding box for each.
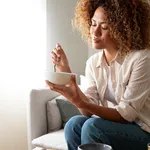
[45,71,75,85]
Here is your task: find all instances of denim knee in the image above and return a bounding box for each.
[81,117,150,150]
[64,115,89,150]
[64,115,89,141]
[81,118,110,145]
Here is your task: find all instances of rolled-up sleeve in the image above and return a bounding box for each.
[115,102,139,122]
[115,52,150,122]
[84,59,99,105]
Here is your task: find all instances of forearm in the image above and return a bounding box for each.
[75,86,126,122]
[79,102,127,123]
[63,66,72,73]
[77,87,93,117]
[78,108,92,117]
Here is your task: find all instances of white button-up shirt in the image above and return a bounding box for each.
[84,49,150,133]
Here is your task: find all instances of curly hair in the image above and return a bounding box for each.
[72,0,150,55]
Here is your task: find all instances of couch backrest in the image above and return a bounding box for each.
[27,88,60,150]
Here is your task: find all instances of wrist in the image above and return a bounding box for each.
[76,99,88,109]
[59,65,71,73]
[65,65,71,73]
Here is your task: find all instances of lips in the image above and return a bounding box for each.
[92,38,101,43]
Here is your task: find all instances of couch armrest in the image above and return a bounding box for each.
[27,87,60,150]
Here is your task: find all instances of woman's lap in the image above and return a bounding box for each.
[64,115,150,150]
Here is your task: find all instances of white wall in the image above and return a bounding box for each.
[47,0,88,83]
[0,0,95,149]
[0,0,46,150]
[88,47,98,58]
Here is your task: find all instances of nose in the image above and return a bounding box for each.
[92,26,102,37]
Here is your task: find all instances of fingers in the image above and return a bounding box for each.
[45,80,54,87]
[51,43,63,64]
[52,43,63,57]
[51,48,60,58]
[56,43,61,51]
[53,47,61,57]
[45,80,64,94]
[51,50,60,64]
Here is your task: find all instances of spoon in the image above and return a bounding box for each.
[54,63,56,72]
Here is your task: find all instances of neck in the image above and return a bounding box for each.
[103,48,118,66]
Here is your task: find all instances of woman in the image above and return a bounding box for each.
[46,0,150,149]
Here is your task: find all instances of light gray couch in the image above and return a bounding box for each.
[27,87,68,150]
[27,75,87,150]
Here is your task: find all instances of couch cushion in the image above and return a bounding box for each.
[47,100,62,132]
[32,129,67,150]
[56,99,81,127]
[47,95,66,132]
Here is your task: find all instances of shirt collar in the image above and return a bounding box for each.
[115,51,125,65]
[96,50,104,68]
[96,50,125,68]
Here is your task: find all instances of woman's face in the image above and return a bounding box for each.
[90,7,115,49]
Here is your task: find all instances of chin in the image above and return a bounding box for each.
[92,43,105,50]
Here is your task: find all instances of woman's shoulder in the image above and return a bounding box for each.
[86,50,103,65]
[126,49,150,61]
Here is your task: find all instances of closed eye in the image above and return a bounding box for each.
[91,19,109,30]
[101,24,109,30]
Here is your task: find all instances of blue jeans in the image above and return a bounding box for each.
[64,115,150,150]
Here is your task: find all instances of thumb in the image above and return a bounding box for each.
[71,74,77,85]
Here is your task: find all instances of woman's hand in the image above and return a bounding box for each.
[51,43,71,73]
[45,75,84,108]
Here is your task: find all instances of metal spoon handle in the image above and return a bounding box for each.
[54,64,56,72]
